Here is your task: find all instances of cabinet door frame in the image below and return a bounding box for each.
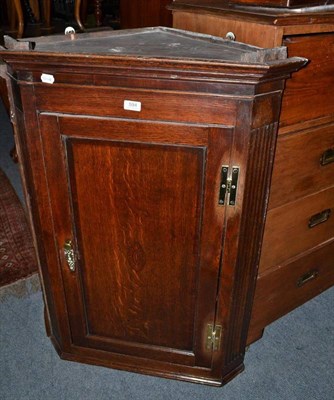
[38,113,234,379]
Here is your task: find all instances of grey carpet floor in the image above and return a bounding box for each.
[0,287,333,400]
[1,100,333,399]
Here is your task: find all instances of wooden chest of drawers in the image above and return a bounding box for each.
[170,1,334,344]
[0,28,304,385]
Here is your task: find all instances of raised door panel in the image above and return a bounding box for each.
[38,114,233,376]
[69,140,201,346]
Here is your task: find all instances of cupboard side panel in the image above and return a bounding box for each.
[214,96,280,377]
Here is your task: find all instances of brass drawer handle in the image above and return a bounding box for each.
[64,239,76,272]
[308,208,331,228]
[320,148,334,166]
[296,269,319,288]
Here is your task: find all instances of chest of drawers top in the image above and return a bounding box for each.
[170,1,334,26]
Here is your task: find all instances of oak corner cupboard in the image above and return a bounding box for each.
[0,27,305,386]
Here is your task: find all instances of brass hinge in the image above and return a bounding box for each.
[218,166,239,206]
[206,324,222,352]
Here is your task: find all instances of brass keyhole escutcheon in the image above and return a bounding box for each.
[64,239,75,272]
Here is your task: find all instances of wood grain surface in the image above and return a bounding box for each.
[260,186,334,273]
[170,3,334,346]
[280,33,334,128]
[269,123,334,209]
[248,239,334,343]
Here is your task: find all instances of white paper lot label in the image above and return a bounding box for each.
[124,100,141,112]
[41,73,55,84]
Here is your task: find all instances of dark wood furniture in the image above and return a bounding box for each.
[5,0,52,38]
[0,28,305,385]
[0,74,10,112]
[75,0,173,30]
[120,0,172,28]
[170,0,334,344]
[6,0,25,38]
[75,0,103,30]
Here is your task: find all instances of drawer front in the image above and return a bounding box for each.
[280,34,334,126]
[249,240,334,338]
[260,186,334,272]
[280,33,334,128]
[269,123,334,209]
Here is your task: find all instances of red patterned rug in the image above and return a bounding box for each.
[0,168,38,287]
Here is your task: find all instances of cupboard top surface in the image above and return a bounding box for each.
[2,27,290,65]
[170,1,334,25]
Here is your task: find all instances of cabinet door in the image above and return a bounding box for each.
[39,114,232,374]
